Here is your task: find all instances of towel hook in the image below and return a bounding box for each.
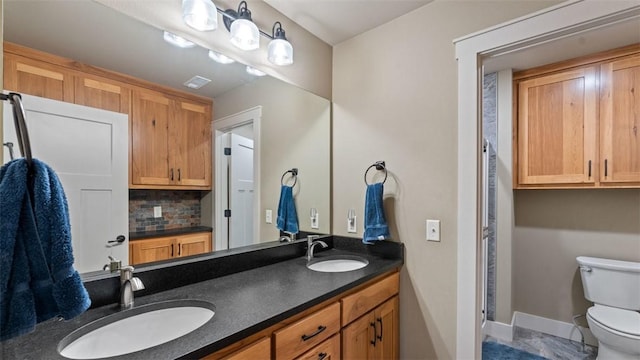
[1,92,32,168]
[364,161,387,185]
[281,168,298,187]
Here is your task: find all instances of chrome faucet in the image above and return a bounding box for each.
[306,235,328,261]
[103,256,145,309]
[279,232,296,242]
[119,266,145,310]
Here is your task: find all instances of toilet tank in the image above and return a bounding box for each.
[577,256,640,310]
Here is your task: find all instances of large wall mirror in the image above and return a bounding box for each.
[3,1,331,274]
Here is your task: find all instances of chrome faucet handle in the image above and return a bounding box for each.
[103,256,122,272]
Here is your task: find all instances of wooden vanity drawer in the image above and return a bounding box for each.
[295,334,341,360]
[274,302,341,359]
[341,272,399,325]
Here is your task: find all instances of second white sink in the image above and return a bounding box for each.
[307,255,369,272]
[58,299,215,359]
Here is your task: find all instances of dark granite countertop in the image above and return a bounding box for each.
[129,226,213,241]
[1,241,403,360]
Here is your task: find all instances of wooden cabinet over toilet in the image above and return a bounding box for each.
[514,44,640,189]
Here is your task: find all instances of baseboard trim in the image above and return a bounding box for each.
[483,319,514,341]
[514,311,598,347]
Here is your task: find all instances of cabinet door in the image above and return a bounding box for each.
[296,334,340,360]
[74,75,130,113]
[600,54,640,184]
[220,337,271,360]
[131,89,172,186]
[517,67,597,186]
[171,100,212,188]
[373,297,399,360]
[129,237,175,265]
[177,232,212,258]
[342,312,376,360]
[3,53,74,102]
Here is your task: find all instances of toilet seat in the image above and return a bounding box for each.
[588,305,640,337]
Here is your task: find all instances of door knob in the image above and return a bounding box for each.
[107,235,126,245]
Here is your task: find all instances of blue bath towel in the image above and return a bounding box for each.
[276,185,299,234]
[363,182,391,244]
[0,159,90,341]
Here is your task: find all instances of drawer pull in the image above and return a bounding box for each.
[301,325,326,341]
[370,322,376,346]
[588,160,591,178]
[376,317,383,341]
[318,352,327,360]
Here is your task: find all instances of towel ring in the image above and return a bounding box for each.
[281,168,298,187]
[364,161,387,185]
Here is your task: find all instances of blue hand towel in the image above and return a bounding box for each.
[0,159,90,341]
[276,185,299,234]
[363,182,391,244]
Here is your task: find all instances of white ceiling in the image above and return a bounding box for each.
[264,0,432,45]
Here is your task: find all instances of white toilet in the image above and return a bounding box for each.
[577,256,640,360]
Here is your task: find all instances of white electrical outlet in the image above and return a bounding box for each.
[153,206,162,218]
[266,209,273,224]
[348,216,357,233]
[426,219,440,241]
[311,213,319,229]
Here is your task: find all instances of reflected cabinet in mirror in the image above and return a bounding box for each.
[2,1,330,274]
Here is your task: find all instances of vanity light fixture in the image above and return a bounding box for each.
[224,1,259,51]
[163,31,197,48]
[268,22,293,66]
[179,0,295,65]
[246,66,266,77]
[183,0,218,31]
[208,50,235,64]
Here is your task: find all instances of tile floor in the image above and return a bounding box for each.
[485,327,598,360]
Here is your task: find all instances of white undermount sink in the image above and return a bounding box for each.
[307,255,369,272]
[58,300,215,359]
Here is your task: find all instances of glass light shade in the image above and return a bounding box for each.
[230,19,259,51]
[246,66,266,77]
[183,0,218,31]
[268,38,293,66]
[208,50,235,64]
[163,31,196,48]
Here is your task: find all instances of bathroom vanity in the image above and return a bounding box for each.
[0,237,403,359]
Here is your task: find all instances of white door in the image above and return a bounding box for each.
[229,133,254,248]
[3,94,128,273]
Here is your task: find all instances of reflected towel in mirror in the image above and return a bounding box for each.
[276,185,299,234]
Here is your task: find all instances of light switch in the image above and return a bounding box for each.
[427,219,440,241]
[266,209,273,224]
[153,206,162,218]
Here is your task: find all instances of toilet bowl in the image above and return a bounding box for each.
[586,305,640,360]
[576,256,640,360]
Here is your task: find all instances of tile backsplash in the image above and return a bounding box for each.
[129,190,202,233]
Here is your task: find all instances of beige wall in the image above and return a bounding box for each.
[214,76,331,241]
[513,189,640,324]
[332,1,557,358]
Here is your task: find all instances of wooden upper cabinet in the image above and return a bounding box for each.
[131,88,172,186]
[3,53,74,102]
[131,91,212,189]
[171,100,212,187]
[599,53,640,184]
[517,66,598,186]
[74,74,130,113]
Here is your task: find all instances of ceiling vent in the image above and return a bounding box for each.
[183,75,211,89]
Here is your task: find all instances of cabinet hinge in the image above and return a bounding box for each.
[224,147,231,156]
[224,209,231,218]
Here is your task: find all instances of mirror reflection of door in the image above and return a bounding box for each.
[2,94,128,273]
[228,132,254,248]
[213,107,261,251]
